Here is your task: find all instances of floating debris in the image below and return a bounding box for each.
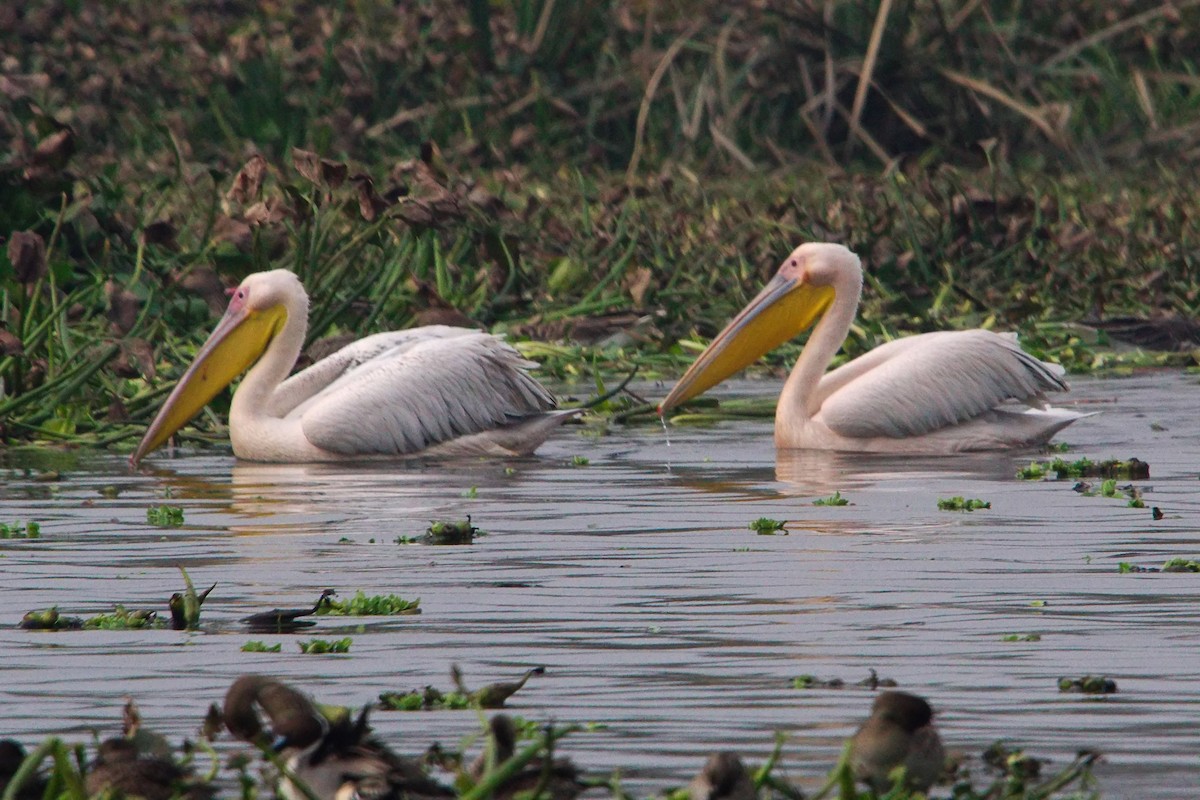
[937,496,991,511]
[315,590,420,616]
[298,637,352,654]
[425,517,481,545]
[0,521,40,539]
[379,666,545,711]
[1016,457,1149,480]
[749,518,786,535]
[240,641,282,653]
[1058,675,1118,694]
[812,491,849,506]
[84,606,158,630]
[146,505,185,527]
[19,608,83,630]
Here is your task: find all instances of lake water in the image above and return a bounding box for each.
[1,371,1198,799]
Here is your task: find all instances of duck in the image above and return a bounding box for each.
[848,690,945,794]
[85,738,212,800]
[224,674,452,800]
[468,714,584,800]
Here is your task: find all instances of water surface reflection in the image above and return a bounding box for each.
[1,372,1198,797]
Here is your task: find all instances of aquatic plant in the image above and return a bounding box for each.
[813,492,850,507]
[297,638,352,654]
[749,518,787,535]
[425,517,481,545]
[315,591,421,616]
[0,521,40,539]
[937,496,991,511]
[1016,457,1150,480]
[146,505,184,527]
[1058,675,1118,695]
[19,607,83,630]
[379,667,545,711]
[241,641,282,653]
[83,606,159,630]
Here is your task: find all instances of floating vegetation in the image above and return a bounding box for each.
[19,607,83,630]
[298,637,352,654]
[425,517,481,545]
[0,521,40,539]
[1059,675,1118,695]
[379,667,545,711]
[1002,634,1043,642]
[241,641,282,653]
[379,686,474,711]
[83,606,159,630]
[146,505,184,527]
[316,591,421,616]
[1120,558,1200,574]
[571,455,590,466]
[812,491,849,507]
[791,669,896,691]
[1016,457,1150,480]
[749,518,786,535]
[937,496,992,512]
[1072,479,1144,507]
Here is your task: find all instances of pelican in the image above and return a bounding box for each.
[131,269,575,464]
[659,243,1085,453]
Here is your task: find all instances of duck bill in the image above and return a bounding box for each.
[131,303,286,465]
[659,274,835,413]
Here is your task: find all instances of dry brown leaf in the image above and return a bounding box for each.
[624,266,653,306]
[32,128,75,168]
[7,231,46,284]
[352,174,389,222]
[227,154,268,205]
[174,266,229,316]
[0,329,24,356]
[140,220,178,250]
[105,280,141,335]
[211,215,253,252]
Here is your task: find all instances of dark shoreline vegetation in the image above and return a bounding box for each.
[0,4,1196,796]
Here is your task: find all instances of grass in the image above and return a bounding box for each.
[0,3,1198,450]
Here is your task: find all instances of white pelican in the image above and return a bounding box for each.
[659,243,1085,453]
[131,269,574,464]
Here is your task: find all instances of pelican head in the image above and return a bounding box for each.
[659,243,856,413]
[131,270,304,466]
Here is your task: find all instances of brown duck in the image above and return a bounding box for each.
[468,714,584,800]
[848,690,945,794]
[224,674,452,800]
[85,738,212,800]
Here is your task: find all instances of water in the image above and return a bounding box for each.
[1,371,1198,798]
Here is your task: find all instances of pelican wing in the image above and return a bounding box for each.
[815,330,1067,439]
[287,328,557,455]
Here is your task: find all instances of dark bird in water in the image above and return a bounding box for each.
[687,752,756,800]
[224,674,452,800]
[240,589,336,633]
[468,714,585,800]
[0,739,48,800]
[85,738,213,800]
[849,690,945,794]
